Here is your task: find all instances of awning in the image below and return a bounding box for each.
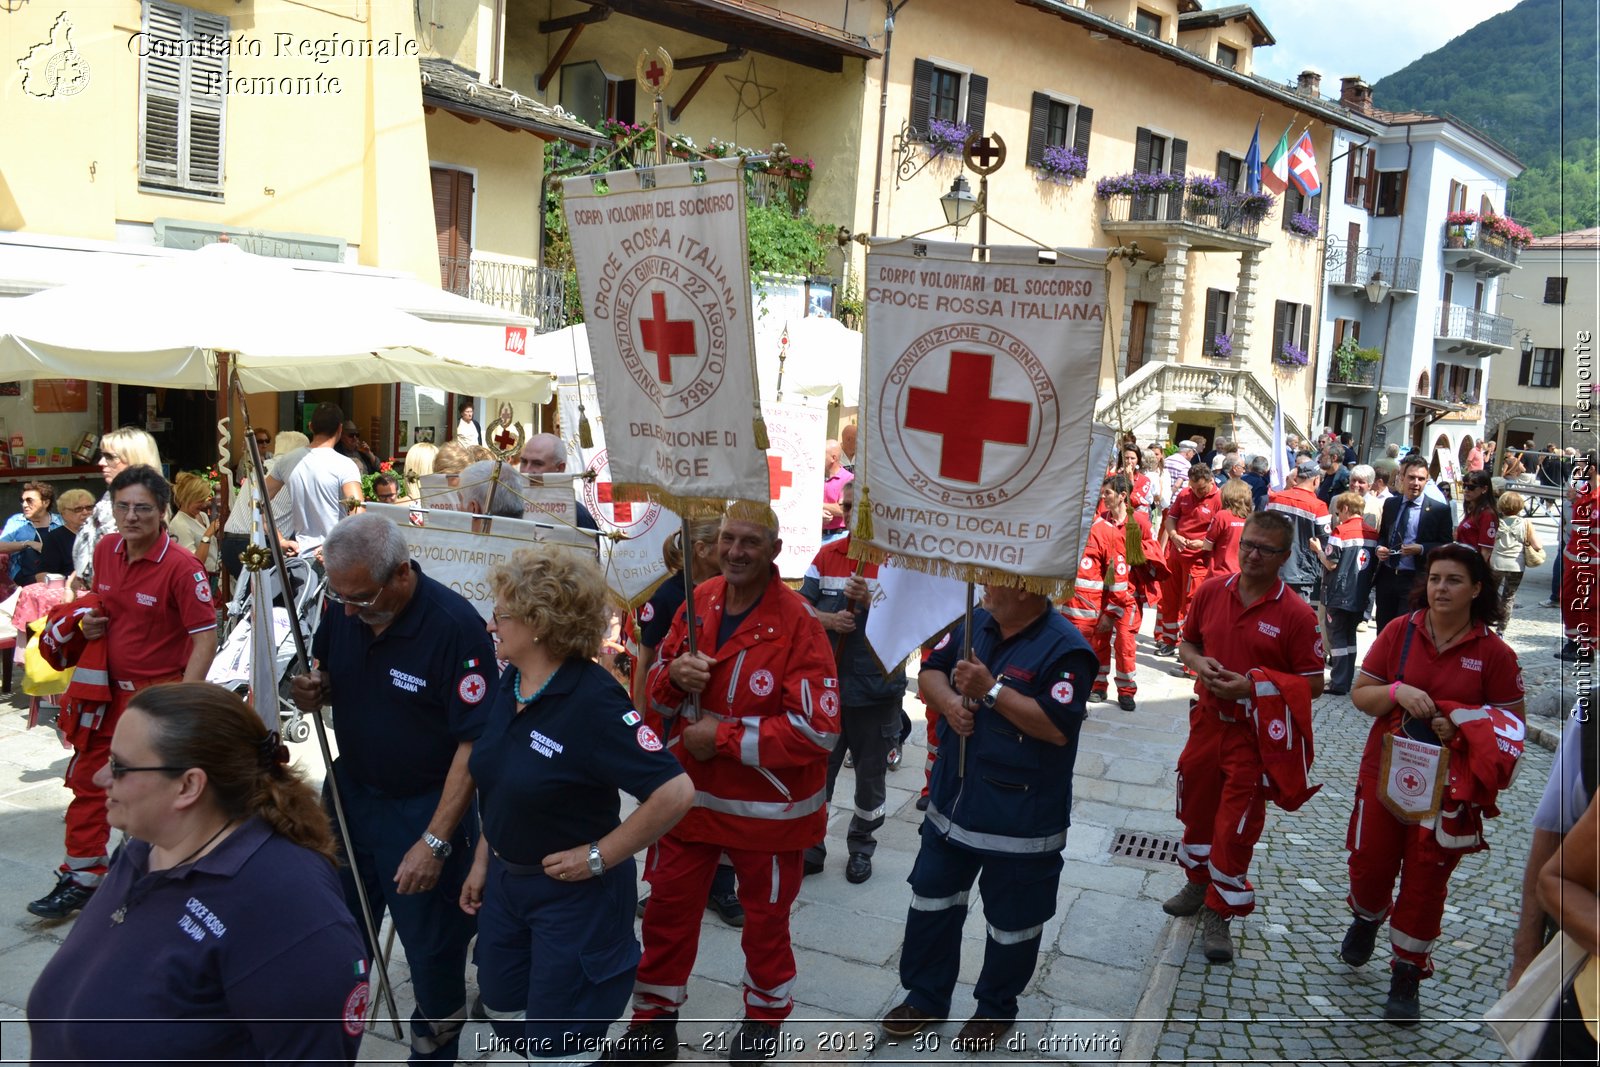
[588,0,879,72]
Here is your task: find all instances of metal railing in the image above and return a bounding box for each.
[1444,224,1520,267]
[1436,303,1514,348]
[1101,192,1263,238]
[440,256,568,331]
[1324,245,1422,293]
[1328,360,1379,387]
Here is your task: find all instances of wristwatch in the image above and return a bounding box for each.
[200,536,212,544]
[422,831,452,860]
[587,843,606,877]
[980,680,1004,709]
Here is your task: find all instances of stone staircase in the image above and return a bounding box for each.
[1095,360,1304,454]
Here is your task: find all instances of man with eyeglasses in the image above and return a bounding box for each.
[291,513,493,1063]
[28,465,218,920]
[0,481,63,585]
[1162,511,1324,964]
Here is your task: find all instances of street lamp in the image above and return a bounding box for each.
[940,175,978,228]
[1364,271,1391,304]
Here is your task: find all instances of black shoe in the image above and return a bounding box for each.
[843,751,855,769]
[1154,644,1176,658]
[845,853,872,884]
[915,794,930,812]
[802,851,825,877]
[1557,640,1580,661]
[27,874,95,920]
[730,1020,780,1066]
[1118,695,1137,711]
[1383,962,1422,1025]
[1090,688,1108,703]
[1340,916,1381,967]
[1324,688,1350,697]
[604,1013,680,1063]
[706,890,744,928]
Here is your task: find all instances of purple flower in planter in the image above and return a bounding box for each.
[1288,211,1319,238]
[925,118,972,159]
[1276,342,1309,367]
[1094,170,1186,199]
[1211,333,1234,358]
[1038,143,1088,183]
[1187,175,1233,200]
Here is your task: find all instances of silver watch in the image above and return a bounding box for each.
[587,843,606,877]
[422,831,451,860]
[981,680,1004,709]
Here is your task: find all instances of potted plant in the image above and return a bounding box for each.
[1482,213,1533,248]
[1287,211,1319,239]
[1445,210,1478,247]
[1331,338,1381,382]
[1237,191,1276,221]
[1186,175,1232,215]
[1210,333,1234,360]
[1037,143,1088,185]
[1094,171,1187,198]
[1275,341,1309,369]
[925,118,972,160]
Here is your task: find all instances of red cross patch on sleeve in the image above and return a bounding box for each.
[458,673,488,704]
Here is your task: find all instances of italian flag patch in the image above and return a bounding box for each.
[622,711,642,726]
[463,658,481,669]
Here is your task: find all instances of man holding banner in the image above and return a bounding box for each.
[622,505,837,1064]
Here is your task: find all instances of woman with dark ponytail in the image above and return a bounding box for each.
[28,683,370,1064]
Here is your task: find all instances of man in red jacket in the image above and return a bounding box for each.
[1155,464,1220,655]
[617,503,837,1067]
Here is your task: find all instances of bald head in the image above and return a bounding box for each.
[518,433,567,480]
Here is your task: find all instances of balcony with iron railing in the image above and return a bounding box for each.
[1435,302,1514,354]
[1327,359,1380,388]
[440,255,568,330]
[1099,191,1269,252]
[1324,245,1421,298]
[1443,222,1520,276]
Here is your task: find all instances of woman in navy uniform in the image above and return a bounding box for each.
[28,683,370,1063]
[461,546,693,1063]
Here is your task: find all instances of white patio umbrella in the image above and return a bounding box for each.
[0,242,552,400]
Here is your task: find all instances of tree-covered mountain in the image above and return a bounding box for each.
[1372,0,1596,235]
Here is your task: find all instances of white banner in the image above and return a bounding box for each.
[563,159,768,508]
[865,558,980,672]
[760,400,826,579]
[365,502,594,621]
[557,379,677,608]
[857,241,1109,591]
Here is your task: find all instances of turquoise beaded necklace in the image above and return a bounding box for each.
[513,668,555,705]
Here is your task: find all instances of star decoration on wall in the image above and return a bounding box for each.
[724,57,777,128]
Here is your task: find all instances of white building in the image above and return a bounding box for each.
[1318,77,1524,469]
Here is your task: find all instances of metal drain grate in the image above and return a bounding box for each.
[1109,831,1182,865]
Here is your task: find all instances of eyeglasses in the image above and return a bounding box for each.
[66,504,95,513]
[325,573,391,608]
[107,756,185,779]
[1239,540,1290,558]
[112,503,157,517]
[97,451,121,463]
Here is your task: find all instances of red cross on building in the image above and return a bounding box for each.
[597,479,634,523]
[767,454,794,501]
[645,60,666,87]
[638,292,697,384]
[493,425,518,452]
[904,350,1032,483]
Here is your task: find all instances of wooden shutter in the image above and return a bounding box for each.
[1545,276,1568,304]
[1203,289,1222,352]
[1073,105,1093,163]
[1441,273,1453,333]
[139,2,184,186]
[1272,301,1289,359]
[139,2,227,196]
[1299,303,1312,355]
[432,168,473,295]
[1166,137,1187,220]
[909,59,933,135]
[1026,92,1049,167]
[1362,149,1378,212]
[1282,185,1302,229]
[1448,179,1464,214]
[1332,319,1346,350]
[965,73,988,134]
[1134,127,1153,173]
[1345,148,1361,204]
[1351,319,1361,342]
[1216,150,1232,187]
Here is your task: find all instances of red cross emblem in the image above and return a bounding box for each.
[645,60,666,87]
[493,425,518,451]
[458,673,487,705]
[638,291,697,384]
[767,455,794,501]
[1396,768,1424,796]
[904,350,1032,483]
[597,479,634,523]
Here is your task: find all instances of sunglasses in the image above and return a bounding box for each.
[97,451,121,463]
[107,756,184,779]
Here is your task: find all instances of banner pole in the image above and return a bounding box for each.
[958,581,974,778]
[679,514,702,722]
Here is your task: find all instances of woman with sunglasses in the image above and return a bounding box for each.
[1343,544,1524,1024]
[28,683,369,1063]
[1454,469,1499,564]
[71,426,162,589]
[38,489,95,580]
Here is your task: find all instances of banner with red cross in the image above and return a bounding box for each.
[759,400,826,579]
[854,239,1109,593]
[562,158,769,510]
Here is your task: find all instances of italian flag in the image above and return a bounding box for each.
[1261,126,1291,194]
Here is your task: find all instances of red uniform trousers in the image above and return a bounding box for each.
[62,676,178,885]
[1561,557,1596,651]
[1174,706,1265,918]
[1345,774,1464,977]
[633,834,804,1023]
[919,706,941,799]
[1155,552,1204,650]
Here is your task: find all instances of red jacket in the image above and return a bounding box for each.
[1430,700,1525,852]
[1246,668,1321,811]
[40,594,113,748]
[1065,511,1156,622]
[648,567,839,851]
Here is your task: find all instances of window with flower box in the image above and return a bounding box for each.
[1132,127,1186,220]
[1282,184,1308,231]
[1025,93,1093,175]
[1271,300,1313,366]
[1202,289,1234,358]
[909,58,986,140]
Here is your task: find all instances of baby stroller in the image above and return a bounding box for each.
[207,555,325,743]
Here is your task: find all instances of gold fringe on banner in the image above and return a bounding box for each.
[848,539,1071,599]
[853,483,873,542]
[1124,520,1147,565]
[612,484,745,521]
[578,413,594,450]
[752,413,770,451]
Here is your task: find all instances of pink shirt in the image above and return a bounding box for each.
[822,467,853,532]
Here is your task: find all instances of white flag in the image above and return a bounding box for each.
[563,159,768,509]
[760,400,826,579]
[856,240,1109,593]
[865,558,980,671]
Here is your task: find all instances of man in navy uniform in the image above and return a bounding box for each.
[292,513,495,1062]
[882,581,1098,1051]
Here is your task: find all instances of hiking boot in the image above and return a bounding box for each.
[1154,644,1177,658]
[1162,880,1207,917]
[27,874,95,920]
[1383,962,1422,1025]
[881,1001,941,1037]
[603,1013,680,1063]
[729,1020,781,1066]
[1340,916,1381,967]
[1090,688,1108,703]
[706,890,744,928]
[1201,908,1234,963]
[914,794,930,812]
[845,853,872,884]
[1118,695,1137,712]
[951,1017,1013,1052]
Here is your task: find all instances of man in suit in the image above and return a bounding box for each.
[1373,455,1452,631]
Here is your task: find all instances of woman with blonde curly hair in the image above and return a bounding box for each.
[461,546,693,1061]
[169,473,220,575]
[402,442,439,502]
[73,426,162,585]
